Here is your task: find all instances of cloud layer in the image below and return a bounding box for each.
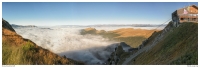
[14,27,118,64]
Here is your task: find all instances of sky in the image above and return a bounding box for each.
[2,2,198,26]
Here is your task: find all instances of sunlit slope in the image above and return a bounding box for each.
[128,22,198,65]
[2,19,84,65]
[112,28,156,38]
[81,27,156,48]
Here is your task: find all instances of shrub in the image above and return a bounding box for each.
[22,41,35,51]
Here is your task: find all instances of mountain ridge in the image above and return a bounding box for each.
[121,21,198,65]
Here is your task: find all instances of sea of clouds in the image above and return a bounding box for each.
[14,27,119,64]
[13,26,163,64]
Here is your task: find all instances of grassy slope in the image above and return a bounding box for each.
[129,22,198,65]
[2,20,84,65]
[80,28,155,48]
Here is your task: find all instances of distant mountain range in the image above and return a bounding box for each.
[11,24,37,28]
[86,24,167,27]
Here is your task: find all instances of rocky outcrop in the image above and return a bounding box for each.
[2,18,15,32]
[119,42,132,52]
[107,42,133,65]
[107,44,123,65]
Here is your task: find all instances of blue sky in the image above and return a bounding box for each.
[2,2,198,26]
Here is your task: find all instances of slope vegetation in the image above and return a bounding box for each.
[127,22,198,65]
[2,19,84,65]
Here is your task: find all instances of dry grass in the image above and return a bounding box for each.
[112,28,157,38]
[2,28,26,46]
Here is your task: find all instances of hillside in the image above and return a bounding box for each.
[124,22,198,65]
[80,27,157,48]
[2,19,84,65]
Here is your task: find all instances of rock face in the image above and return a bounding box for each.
[2,19,84,65]
[2,18,15,32]
[107,42,133,65]
[119,42,132,52]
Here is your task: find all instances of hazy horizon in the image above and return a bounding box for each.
[10,23,168,26]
